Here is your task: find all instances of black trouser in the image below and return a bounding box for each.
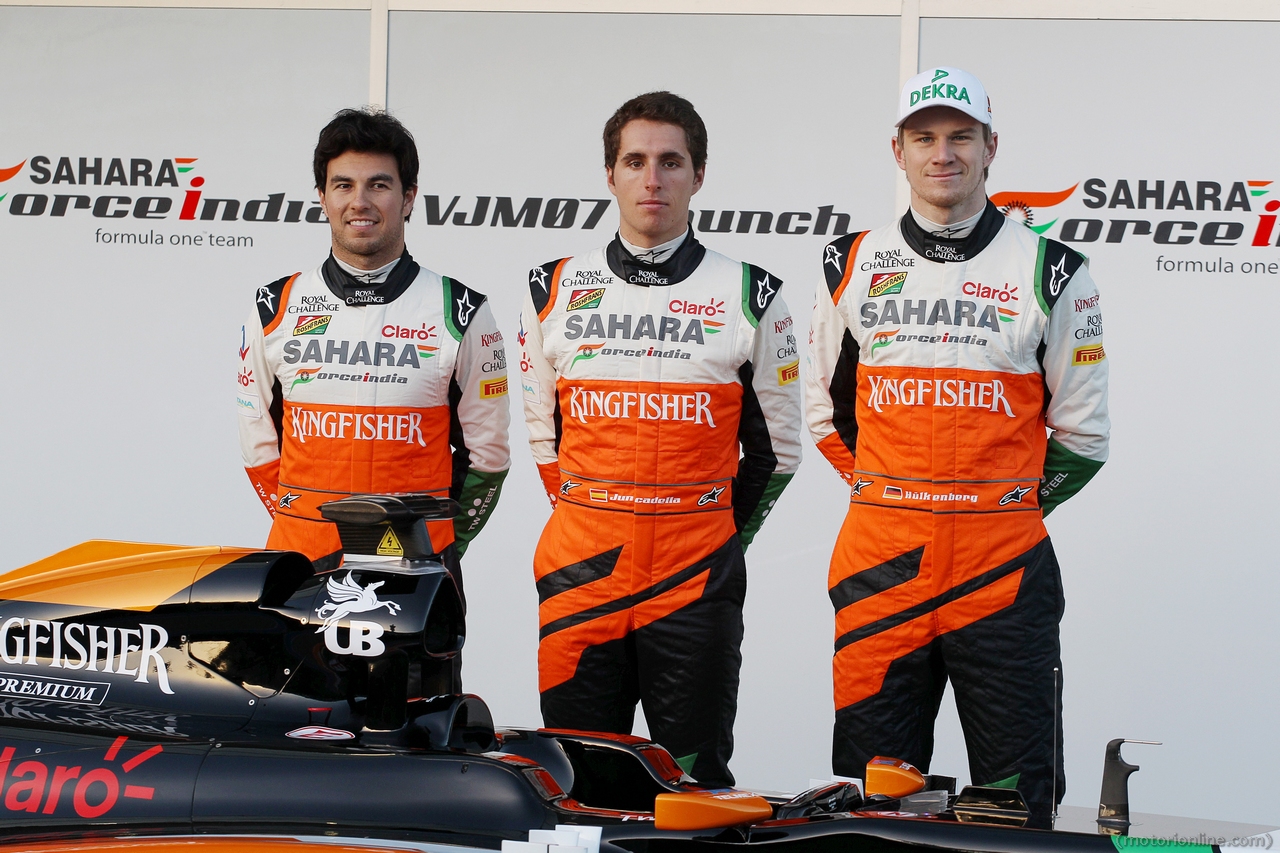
[540,537,747,788]
[833,538,1066,826]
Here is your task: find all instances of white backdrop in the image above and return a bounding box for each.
[0,3,1277,827]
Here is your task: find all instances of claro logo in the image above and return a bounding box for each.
[0,736,164,818]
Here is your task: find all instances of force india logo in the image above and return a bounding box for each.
[991,179,1280,248]
[315,572,401,658]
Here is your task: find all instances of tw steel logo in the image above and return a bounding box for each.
[0,736,162,819]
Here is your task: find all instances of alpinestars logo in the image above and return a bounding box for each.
[697,486,725,506]
[530,267,549,291]
[851,478,873,496]
[560,480,580,495]
[999,484,1033,506]
[755,274,776,309]
[824,244,843,270]
[456,291,476,324]
[256,284,276,312]
[1047,255,1073,296]
[315,572,401,657]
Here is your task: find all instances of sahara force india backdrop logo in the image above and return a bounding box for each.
[992,178,1280,264]
[0,154,326,247]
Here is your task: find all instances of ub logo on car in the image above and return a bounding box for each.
[315,572,401,657]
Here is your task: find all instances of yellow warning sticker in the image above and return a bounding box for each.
[376,527,404,557]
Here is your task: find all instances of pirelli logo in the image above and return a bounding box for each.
[567,288,606,311]
[1072,344,1106,365]
[293,315,331,336]
[777,360,799,385]
[480,377,508,398]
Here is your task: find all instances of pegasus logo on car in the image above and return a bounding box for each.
[315,571,402,633]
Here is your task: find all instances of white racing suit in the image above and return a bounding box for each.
[519,231,802,786]
[238,249,511,579]
[806,203,1109,822]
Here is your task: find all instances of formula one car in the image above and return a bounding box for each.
[0,495,1259,853]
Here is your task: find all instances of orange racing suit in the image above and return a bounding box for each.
[519,232,802,786]
[806,203,1108,820]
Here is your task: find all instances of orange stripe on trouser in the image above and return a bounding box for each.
[828,498,1046,710]
[833,568,1024,709]
[535,500,730,692]
[537,569,712,692]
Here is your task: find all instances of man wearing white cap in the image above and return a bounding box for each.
[805,66,1109,824]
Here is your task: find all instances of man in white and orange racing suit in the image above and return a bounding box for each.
[806,67,1108,824]
[238,109,510,627]
[519,92,801,787]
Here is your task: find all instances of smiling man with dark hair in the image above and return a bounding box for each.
[238,108,510,693]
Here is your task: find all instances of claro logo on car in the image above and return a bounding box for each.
[0,736,164,818]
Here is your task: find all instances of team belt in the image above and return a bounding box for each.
[556,470,733,516]
[274,483,450,521]
[847,470,1041,514]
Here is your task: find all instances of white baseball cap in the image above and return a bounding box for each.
[896,66,992,127]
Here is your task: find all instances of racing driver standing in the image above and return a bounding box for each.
[806,67,1109,824]
[238,109,511,685]
[518,92,802,787]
